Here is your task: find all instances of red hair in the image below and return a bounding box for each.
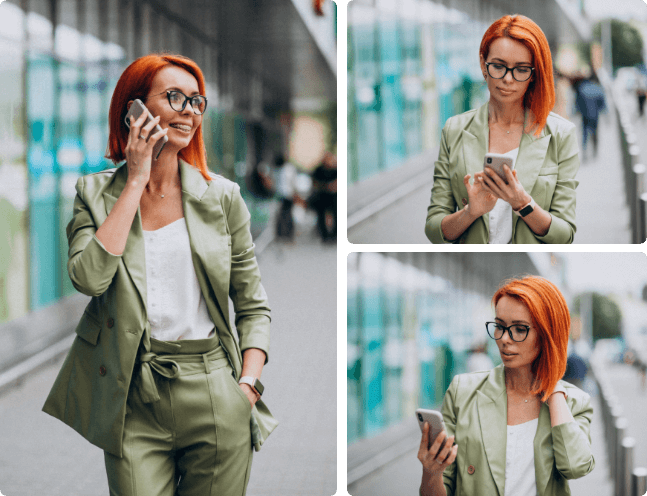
[480,15,555,136]
[492,276,570,402]
[106,53,210,181]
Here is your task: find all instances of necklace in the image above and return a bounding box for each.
[149,177,181,199]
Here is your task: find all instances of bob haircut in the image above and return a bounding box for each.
[492,275,569,402]
[106,53,210,181]
[480,15,555,136]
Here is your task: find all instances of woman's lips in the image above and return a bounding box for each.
[498,88,515,95]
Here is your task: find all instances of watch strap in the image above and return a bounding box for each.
[239,376,264,396]
[514,197,536,217]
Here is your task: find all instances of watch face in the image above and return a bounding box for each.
[519,205,534,217]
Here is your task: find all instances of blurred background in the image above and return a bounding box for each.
[347,252,647,496]
[0,1,337,494]
[347,0,647,244]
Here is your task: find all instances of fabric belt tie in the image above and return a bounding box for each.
[139,352,180,403]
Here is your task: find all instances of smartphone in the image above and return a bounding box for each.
[124,99,168,160]
[416,408,446,449]
[483,152,514,184]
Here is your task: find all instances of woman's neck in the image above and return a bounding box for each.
[504,365,537,395]
[147,150,181,191]
[488,99,525,127]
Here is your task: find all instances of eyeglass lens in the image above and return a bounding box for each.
[168,91,207,114]
[487,63,532,82]
[487,322,529,341]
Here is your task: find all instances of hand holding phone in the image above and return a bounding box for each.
[483,153,514,184]
[416,408,458,477]
[122,100,169,186]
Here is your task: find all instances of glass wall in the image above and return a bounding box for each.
[347,252,500,444]
[348,1,489,183]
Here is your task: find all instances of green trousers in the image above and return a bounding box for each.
[105,334,253,496]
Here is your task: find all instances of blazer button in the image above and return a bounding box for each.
[461,198,468,206]
[467,465,475,475]
[107,317,114,328]
[99,365,107,376]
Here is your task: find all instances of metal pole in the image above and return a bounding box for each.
[609,405,622,480]
[633,164,646,243]
[630,146,642,242]
[640,192,647,246]
[622,437,635,496]
[615,418,628,496]
[632,467,647,496]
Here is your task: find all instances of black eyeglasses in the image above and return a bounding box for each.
[485,62,534,82]
[145,90,208,115]
[485,322,531,342]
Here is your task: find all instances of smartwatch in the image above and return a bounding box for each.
[514,197,536,217]
[239,376,264,396]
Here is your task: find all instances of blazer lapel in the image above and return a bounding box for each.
[99,161,233,336]
[462,104,552,239]
[477,364,507,496]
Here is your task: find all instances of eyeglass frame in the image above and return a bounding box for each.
[144,90,208,115]
[485,321,532,342]
[484,62,535,82]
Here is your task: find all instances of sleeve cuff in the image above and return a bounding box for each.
[533,214,574,244]
[238,314,271,363]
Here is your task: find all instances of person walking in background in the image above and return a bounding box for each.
[574,75,606,158]
[274,154,297,241]
[637,66,647,118]
[311,151,337,242]
[418,276,594,496]
[466,341,495,373]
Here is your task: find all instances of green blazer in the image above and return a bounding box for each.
[441,364,594,496]
[42,160,277,457]
[425,103,580,244]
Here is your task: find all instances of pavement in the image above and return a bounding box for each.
[0,217,336,496]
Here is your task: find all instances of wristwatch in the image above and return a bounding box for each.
[514,197,536,217]
[239,376,264,396]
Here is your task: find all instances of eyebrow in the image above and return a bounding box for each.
[490,58,532,66]
[494,317,531,326]
[167,87,201,96]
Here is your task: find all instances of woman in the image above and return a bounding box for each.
[425,15,579,244]
[418,276,594,496]
[42,54,277,496]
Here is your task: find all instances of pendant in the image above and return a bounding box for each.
[160,194,165,198]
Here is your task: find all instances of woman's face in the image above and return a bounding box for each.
[493,296,540,370]
[135,65,202,154]
[480,36,534,106]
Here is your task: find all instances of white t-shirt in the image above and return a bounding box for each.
[504,417,538,496]
[488,147,520,244]
[143,218,215,341]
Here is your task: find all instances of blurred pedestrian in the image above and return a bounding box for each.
[426,15,579,244]
[274,154,297,241]
[574,75,606,158]
[466,341,494,373]
[563,352,588,389]
[637,67,647,117]
[311,151,337,242]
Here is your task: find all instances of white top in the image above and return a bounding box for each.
[143,218,215,341]
[276,162,297,199]
[504,417,538,496]
[488,147,519,244]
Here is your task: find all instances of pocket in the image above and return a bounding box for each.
[538,165,559,176]
[74,310,101,345]
[225,371,253,412]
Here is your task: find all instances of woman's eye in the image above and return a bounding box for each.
[517,67,531,74]
[512,326,528,334]
[492,64,505,70]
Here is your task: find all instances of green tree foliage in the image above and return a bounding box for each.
[572,292,623,341]
[593,19,644,73]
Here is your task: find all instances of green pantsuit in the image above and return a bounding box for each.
[105,335,254,496]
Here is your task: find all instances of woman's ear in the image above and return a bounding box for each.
[127,100,133,110]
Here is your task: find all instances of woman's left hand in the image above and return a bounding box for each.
[544,383,568,404]
[480,165,532,211]
[239,383,261,409]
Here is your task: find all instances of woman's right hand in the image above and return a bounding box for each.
[463,173,497,218]
[418,425,458,477]
[124,112,168,187]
